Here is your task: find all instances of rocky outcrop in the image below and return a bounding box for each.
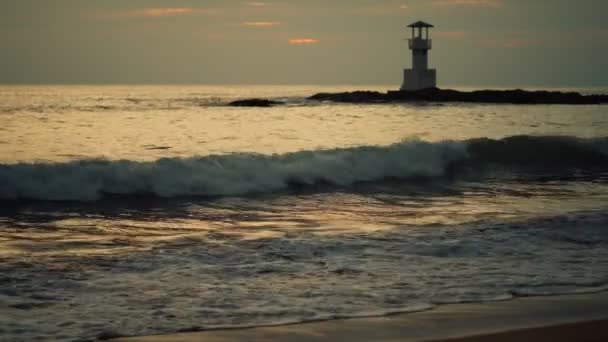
[308,88,608,105]
[228,99,284,107]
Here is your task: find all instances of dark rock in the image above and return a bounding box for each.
[309,91,386,103]
[228,98,284,107]
[307,88,608,105]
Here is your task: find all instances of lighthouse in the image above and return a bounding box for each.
[401,21,437,91]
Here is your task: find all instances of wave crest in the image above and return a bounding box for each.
[1,135,606,201]
[0,141,465,201]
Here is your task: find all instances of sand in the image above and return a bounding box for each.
[429,319,608,342]
[114,292,608,342]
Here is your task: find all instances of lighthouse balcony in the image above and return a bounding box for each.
[409,39,432,50]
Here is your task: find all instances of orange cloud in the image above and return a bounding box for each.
[144,8,193,16]
[246,2,272,6]
[111,8,219,18]
[289,38,320,44]
[240,21,282,27]
[432,0,501,7]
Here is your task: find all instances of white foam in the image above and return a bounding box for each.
[0,140,467,201]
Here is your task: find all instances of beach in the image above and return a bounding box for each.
[114,292,608,341]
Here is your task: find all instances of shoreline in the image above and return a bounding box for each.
[113,291,608,341]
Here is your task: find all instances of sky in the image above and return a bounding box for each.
[1,0,607,86]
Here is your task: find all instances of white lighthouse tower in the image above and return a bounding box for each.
[401,21,437,91]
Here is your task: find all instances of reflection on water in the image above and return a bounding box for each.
[1,85,607,340]
[1,85,606,163]
[2,177,607,258]
[2,190,608,340]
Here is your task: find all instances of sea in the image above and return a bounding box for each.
[1,85,607,341]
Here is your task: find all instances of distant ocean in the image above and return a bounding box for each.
[1,85,608,341]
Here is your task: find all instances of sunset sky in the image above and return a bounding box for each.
[1,0,607,86]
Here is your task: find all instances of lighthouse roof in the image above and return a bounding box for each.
[408,21,434,28]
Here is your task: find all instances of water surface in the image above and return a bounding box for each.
[1,85,607,341]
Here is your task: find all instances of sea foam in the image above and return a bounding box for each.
[1,135,606,201]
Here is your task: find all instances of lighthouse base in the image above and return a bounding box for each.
[401,69,436,91]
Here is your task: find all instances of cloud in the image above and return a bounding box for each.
[246,2,273,6]
[110,8,219,19]
[142,8,194,17]
[289,38,319,44]
[432,0,501,8]
[240,21,282,27]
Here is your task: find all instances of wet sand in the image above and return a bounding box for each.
[428,319,608,342]
[114,292,608,342]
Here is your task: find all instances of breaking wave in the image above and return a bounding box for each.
[1,135,607,201]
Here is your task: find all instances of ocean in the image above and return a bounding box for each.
[1,85,607,341]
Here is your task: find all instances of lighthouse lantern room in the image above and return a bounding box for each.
[401,20,437,91]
